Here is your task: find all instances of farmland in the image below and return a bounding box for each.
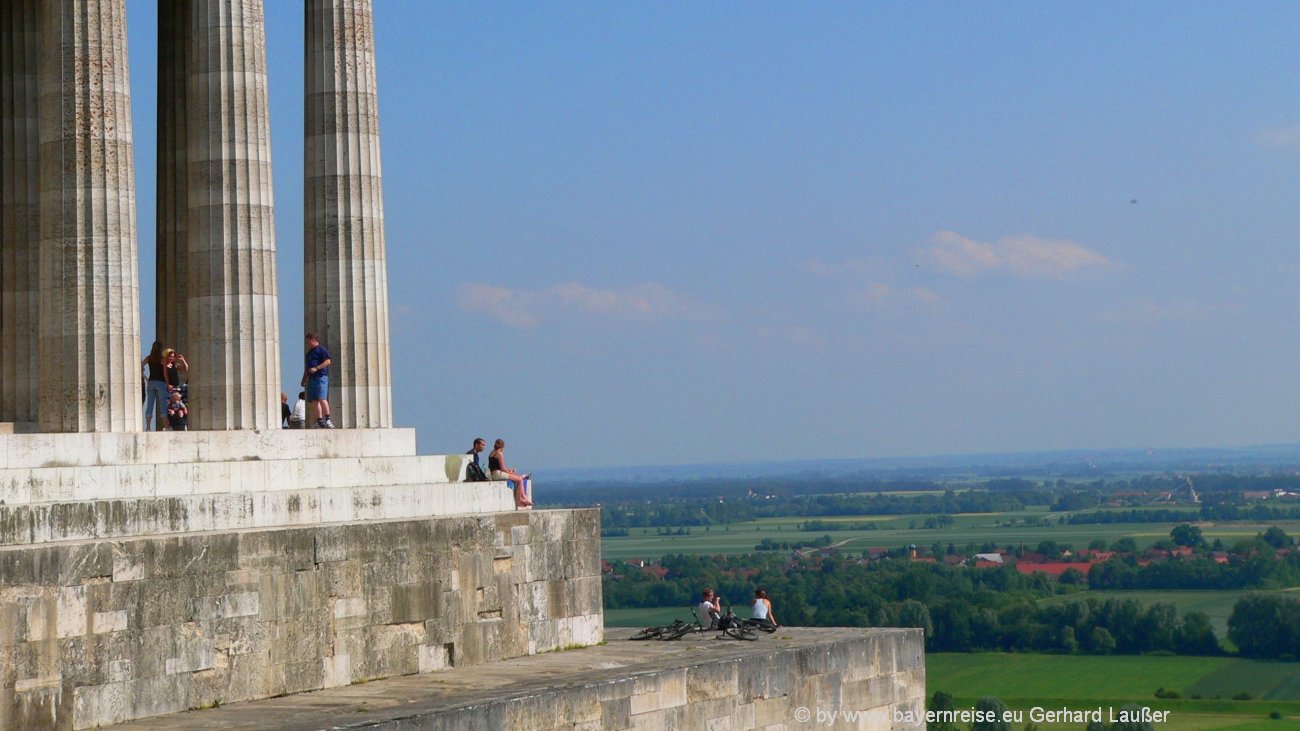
[598,509,1300,561]
[927,652,1300,730]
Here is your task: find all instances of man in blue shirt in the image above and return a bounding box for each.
[302,332,335,428]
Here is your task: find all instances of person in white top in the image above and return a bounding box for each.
[289,391,307,429]
[699,588,723,628]
[751,588,779,628]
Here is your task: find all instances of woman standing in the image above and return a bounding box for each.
[488,439,533,508]
[140,342,169,431]
[163,349,189,399]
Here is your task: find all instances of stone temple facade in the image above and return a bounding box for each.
[0,2,925,729]
[1,0,392,433]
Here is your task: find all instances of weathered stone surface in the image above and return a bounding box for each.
[104,628,924,731]
[304,0,394,429]
[0,509,601,729]
[36,0,143,433]
[0,0,41,428]
[185,0,282,430]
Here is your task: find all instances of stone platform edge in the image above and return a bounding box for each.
[106,627,925,731]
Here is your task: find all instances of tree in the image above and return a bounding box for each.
[971,697,1013,731]
[1229,594,1300,659]
[1176,611,1220,655]
[1089,626,1116,655]
[1170,524,1203,548]
[1059,568,1085,585]
[897,599,934,639]
[928,691,960,731]
[1113,537,1138,553]
[1261,526,1292,549]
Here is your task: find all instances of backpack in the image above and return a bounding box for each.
[466,460,488,482]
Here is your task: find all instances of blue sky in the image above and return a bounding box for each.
[124,2,1300,469]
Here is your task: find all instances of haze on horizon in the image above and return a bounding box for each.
[122,2,1300,470]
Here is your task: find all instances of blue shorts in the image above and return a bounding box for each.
[306,375,329,401]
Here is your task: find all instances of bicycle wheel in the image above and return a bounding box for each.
[722,625,758,641]
[660,624,694,641]
[631,626,665,641]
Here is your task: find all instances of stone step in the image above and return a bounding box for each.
[0,428,420,469]
[0,481,520,546]
[0,453,480,505]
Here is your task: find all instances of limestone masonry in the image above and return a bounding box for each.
[0,1,926,729]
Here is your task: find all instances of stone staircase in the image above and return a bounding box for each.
[0,429,518,546]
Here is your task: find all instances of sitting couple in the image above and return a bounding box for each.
[698,588,780,629]
[468,438,533,509]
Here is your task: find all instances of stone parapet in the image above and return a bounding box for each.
[0,509,603,730]
[105,627,924,731]
[0,428,419,469]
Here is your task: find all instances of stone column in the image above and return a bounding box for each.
[156,0,189,355]
[187,0,282,430]
[36,0,143,433]
[0,0,40,427]
[305,0,394,428]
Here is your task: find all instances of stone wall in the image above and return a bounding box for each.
[0,509,603,730]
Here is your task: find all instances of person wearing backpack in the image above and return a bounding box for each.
[465,438,489,481]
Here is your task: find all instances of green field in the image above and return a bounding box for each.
[606,606,702,628]
[928,653,1300,730]
[600,511,1300,561]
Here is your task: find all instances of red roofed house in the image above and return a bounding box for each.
[1014,562,1094,578]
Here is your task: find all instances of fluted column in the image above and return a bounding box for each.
[156,0,189,354]
[0,0,40,426]
[305,0,394,428]
[187,0,282,430]
[36,0,143,433]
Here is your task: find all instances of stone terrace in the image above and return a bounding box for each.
[105,628,925,731]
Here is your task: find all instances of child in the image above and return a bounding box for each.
[166,390,188,431]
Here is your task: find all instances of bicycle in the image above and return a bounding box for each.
[714,606,758,641]
[630,619,688,641]
[631,610,709,641]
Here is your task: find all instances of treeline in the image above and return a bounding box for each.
[597,489,1043,529]
[755,535,833,551]
[1087,551,1300,591]
[604,554,1222,655]
[1230,594,1300,659]
[1070,503,1300,525]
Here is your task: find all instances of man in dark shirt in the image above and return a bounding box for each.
[302,332,334,428]
[465,438,488,481]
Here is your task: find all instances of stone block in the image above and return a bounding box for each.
[687,660,740,703]
[391,582,439,623]
[602,695,633,730]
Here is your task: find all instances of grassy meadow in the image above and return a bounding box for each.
[927,653,1300,730]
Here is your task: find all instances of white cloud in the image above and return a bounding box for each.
[855,283,943,308]
[457,281,722,327]
[1253,125,1300,153]
[924,231,1109,278]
